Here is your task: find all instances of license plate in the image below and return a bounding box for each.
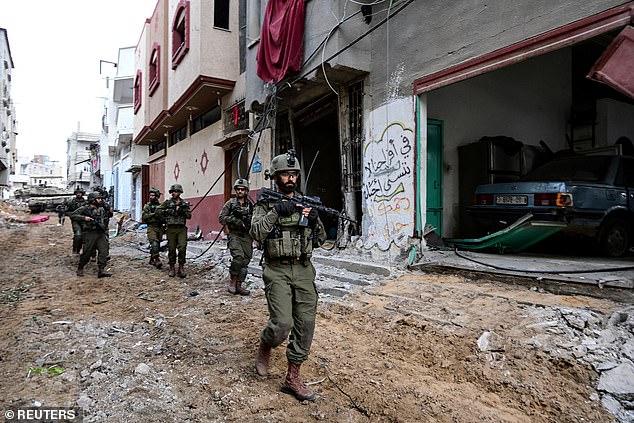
[496,195,527,205]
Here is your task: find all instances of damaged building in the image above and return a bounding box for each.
[134,0,634,252]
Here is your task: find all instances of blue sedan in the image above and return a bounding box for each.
[468,155,634,257]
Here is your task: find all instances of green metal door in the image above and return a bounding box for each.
[426,119,443,236]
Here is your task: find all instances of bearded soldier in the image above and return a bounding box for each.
[65,187,87,254]
[250,151,326,401]
[219,178,253,295]
[142,187,165,269]
[157,184,191,278]
[71,191,112,278]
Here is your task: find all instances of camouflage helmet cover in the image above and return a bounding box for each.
[169,184,183,193]
[87,192,102,202]
[270,150,301,176]
[74,187,85,195]
[233,178,249,190]
[149,187,161,196]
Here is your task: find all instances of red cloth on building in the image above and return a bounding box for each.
[256,0,306,83]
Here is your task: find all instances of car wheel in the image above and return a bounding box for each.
[598,218,631,257]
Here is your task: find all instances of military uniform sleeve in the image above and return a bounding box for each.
[142,204,153,223]
[219,200,232,226]
[249,202,278,242]
[70,205,87,222]
[183,202,192,219]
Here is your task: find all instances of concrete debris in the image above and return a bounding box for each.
[134,363,151,375]
[598,362,634,401]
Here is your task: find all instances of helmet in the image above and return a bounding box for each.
[74,187,85,195]
[169,184,183,193]
[87,192,102,202]
[270,150,301,176]
[149,187,161,196]
[233,178,249,190]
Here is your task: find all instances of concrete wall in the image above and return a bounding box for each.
[367,0,626,104]
[145,0,169,124]
[134,22,149,136]
[363,97,415,250]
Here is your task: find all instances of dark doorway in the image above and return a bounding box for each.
[294,97,342,239]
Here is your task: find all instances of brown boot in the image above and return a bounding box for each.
[97,266,112,278]
[255,342,271,376]
[177,264,186,278]
[149,255,156,266]
[168,264,176,277]
[154,255,163,269]
[236,279,251,296]
[76,265,84,277]
[282,361,316,401]
[226,274,237,295]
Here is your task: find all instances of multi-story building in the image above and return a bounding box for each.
[0,27,18,198]
[66,129,100,192]
[12,155,65,190]
[244,0,634,252]
[101,47,148,219]
[133,0,245,235]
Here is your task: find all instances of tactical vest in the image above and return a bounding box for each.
[164,200,189,226]
[65,198,86,215]
[143,202,164,225]
[78,206,109,232]
[227,199,253,233]
[264,206,316,260]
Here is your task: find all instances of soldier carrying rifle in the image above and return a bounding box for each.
[219,178,254,295]
[71,191,112,278]
[250,150,327,401]
[157,184,191,278]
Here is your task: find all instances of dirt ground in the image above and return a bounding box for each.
[1,212,632,422]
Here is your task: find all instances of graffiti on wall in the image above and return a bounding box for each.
[363,101,415,250]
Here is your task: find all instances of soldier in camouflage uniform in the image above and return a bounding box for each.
[157,184,191,278]
[71,191,112,278]
[250,151,326,401]
[64,187,87,254]
[219,178,253,295]
[142,187,165,269]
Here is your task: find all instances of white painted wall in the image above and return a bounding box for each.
[363,97,415,250]
[596,98,634,148]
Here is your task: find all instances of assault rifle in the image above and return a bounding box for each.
[259,188,355,227]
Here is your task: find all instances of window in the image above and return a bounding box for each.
[149,140,166,156]
[192,106,221,134]
[168,126,188,147]
[133,70,142,113]
[149,44,160,96]
[214,0,230,30]
[172,0,190,69]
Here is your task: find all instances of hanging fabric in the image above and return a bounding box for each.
[256,0,306,83]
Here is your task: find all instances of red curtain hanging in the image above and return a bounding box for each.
[256,0,306,83]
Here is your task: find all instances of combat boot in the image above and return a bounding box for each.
[282,361,316,401]
[177,264,187,278]
[149,255,156,266]
[226,274,237,295]
[76,265,85,277]
[168,264,176,277]
[255,342,271,376]
[235,279,251,296]
[154,255,163,269]
[97,266,112,278]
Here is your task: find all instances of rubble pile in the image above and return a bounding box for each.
[0,200,30,228]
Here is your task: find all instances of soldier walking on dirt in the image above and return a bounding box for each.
[142,187,166,269]
[71,191,112,278]
[65,187,87,254]
[250,151,326,401]
[158,184,191,278]
[55,203,66,226]
[219,178,254,295]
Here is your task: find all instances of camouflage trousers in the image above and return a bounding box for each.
[79,230,109,268]
[147,225,164,256]
[260,261,317,363]
[166,225,187,265]
[227,233,253,281]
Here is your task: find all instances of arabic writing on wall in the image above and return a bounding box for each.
[363,119,415,250]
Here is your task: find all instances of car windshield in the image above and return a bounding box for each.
[521,156,612,182]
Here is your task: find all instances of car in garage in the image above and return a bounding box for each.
[468,154,634,256]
